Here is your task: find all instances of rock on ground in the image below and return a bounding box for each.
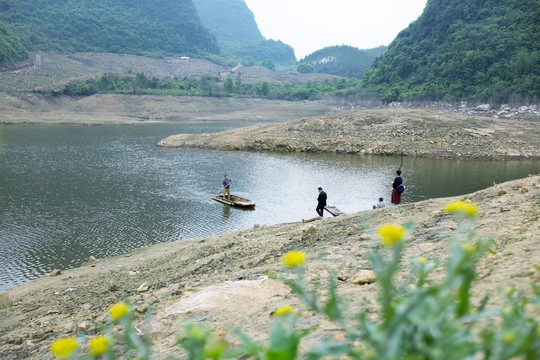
[1,175,539,359]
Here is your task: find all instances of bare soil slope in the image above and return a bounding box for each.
[0,52,341,92]
[0,93,333,124]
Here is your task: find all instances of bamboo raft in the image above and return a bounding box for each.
[324,206,345,217]
[212,194,255,208]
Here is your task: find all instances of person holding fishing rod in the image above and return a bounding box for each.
[391,154,405,205]
[391,170,404,205]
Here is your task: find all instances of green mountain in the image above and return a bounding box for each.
[0,21,28,68]
[193,0,263,45]
[362,0,540,102]
[193,0,296,65]
[300,45,388,79]
[0,0,220,68]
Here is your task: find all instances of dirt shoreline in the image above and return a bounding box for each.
[158,107,540,160]
[0,92,334,125]
[1,174,539,359]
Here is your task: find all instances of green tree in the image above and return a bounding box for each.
[134,73,148,92]
[297,63,313,74]
[223,77,235,94]
[242,56,255,66]
[235,72,242,94]
[262,59,275,71]
[254,81,271,96]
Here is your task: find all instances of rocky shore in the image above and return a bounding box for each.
[158,108,540,160]
[1,175,539,359]
[385,102,540,121]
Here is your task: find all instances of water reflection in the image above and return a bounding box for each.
[0,123,539,290]
[221,203,231,220]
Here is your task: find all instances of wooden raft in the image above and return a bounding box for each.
[324,206,345,217]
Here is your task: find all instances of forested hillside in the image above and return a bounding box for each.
[362,0,540,102]
[193,0,263,47]
[193,0,296,65]
[0,21,28,67]
[300,45,387,79]
[0,0,219,68]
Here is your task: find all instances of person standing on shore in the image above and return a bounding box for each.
[316,187,327,217]
[222,174,232,200]
[391,170,403,205]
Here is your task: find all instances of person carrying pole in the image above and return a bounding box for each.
[222,174,232,200]
[209,165,255,201]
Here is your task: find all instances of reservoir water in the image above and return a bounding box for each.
[1,122,539,290]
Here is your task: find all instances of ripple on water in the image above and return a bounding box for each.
[2,125,540,291]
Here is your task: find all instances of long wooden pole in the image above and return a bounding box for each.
[209,164,255,201]
[398,152,404,171]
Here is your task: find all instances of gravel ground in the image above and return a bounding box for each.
[1,175,539,359]
[158,108,540,160]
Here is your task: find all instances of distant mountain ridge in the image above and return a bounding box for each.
[0,0,220,68]
[193,0,263,45]
[193,0,296,65]
[300,45,387,79]
[362,0,540,101]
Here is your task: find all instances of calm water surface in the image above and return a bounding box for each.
[1,123,538,290]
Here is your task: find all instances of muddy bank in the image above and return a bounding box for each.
[1,175,539,359]
[158,108,540,160]
[0,92,333,125]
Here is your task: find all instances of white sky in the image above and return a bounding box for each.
[243,0,428,59]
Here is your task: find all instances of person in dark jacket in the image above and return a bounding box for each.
[391,170,403,205]
[316,187,327,216]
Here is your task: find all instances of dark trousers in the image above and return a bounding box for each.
[391,188,401,205]
[316,205,324,217]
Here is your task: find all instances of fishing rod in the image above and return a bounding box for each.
[398,152,404,171]
[208,164,256,201]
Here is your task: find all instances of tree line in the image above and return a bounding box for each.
[58,72,366,101]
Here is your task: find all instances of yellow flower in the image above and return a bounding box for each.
[502,332,517,344]
[502,306,513,316]
[109,303,129,320]
[377,224,405,247]
[461,243,477,254]
[89,337,109,356]
[274,306,293,316]
[444,201,478,218]
[504,287,515,297]
[418,257,429,265]
[51,338,77,359]
[187,326,205,341]
[281,251,307,267]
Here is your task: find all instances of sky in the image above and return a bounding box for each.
[243,0,428,59]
